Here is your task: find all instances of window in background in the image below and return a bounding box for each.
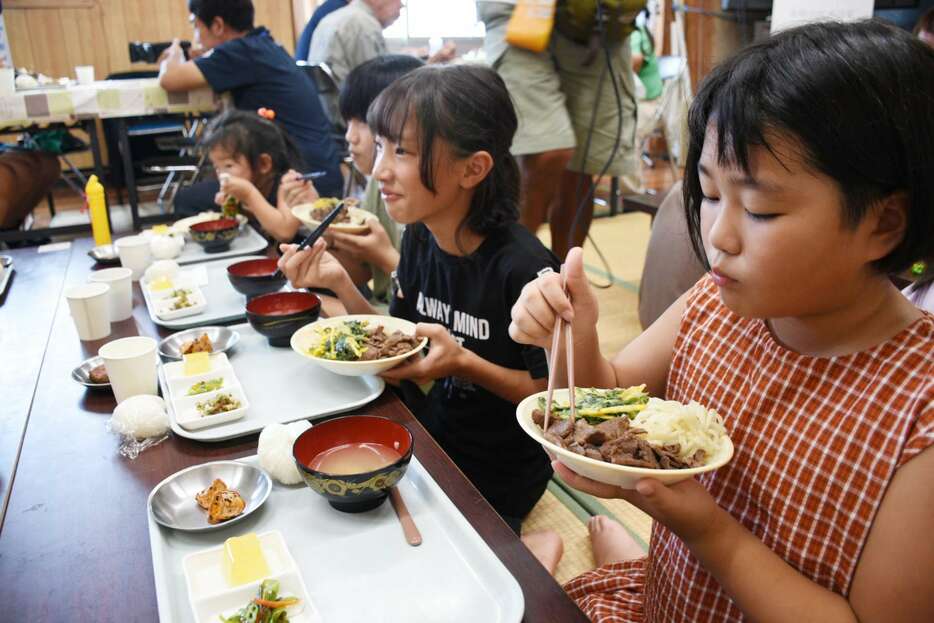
[383,0,486,40]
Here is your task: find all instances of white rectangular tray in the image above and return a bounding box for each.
[142,255,267,330]
[160,323,385,442]
[177,224,269,265]
[149,455,524,623]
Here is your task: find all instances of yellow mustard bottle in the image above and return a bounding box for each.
[86,175,111,246]
[506,0,557,53]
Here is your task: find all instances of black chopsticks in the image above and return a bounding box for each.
[272,201,344,279]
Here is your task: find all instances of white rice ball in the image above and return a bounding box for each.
[258,420,312,485]
[144,259,180,282]
[110,395,169,439]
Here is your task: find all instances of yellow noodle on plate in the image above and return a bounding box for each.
[630,398,727,464]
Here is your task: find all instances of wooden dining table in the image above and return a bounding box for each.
[0,236,588,622]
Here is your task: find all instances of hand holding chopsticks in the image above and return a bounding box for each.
[272,201,344,280]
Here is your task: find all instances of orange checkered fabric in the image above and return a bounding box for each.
[565,275,934,622]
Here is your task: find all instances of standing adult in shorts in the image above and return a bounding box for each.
[477,1,641,260]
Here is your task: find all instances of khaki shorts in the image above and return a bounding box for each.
[478,2,638,176]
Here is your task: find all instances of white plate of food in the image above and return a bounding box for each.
[516,387,734,489]
[174,385,249,431]
[291,198,371,234]
[182,531,318,623]
[154,286,207,321]
[290,315,426,377]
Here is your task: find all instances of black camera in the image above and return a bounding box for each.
[128,41,191,64]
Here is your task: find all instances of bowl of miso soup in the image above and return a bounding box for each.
[292,415,413,513]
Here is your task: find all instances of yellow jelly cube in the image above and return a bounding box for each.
[183,352,211,376]
[222,533,270,587]
[152,225,170,234]
[150,276,174,291]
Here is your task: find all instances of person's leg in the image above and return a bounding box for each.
[551,170,593,260]
[518,149,574,236]
[553,32,639,255]
[588,515,646,568]
[480,3,576,240]
[521,530,564,575]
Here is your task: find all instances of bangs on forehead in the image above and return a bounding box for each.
[692,53,800,175]
[367,80,417,146]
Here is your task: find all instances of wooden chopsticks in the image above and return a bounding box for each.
[543,282,576,434]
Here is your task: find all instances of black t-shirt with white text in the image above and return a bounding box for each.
[390,223,559,518]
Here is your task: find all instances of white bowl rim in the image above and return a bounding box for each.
[290,204,373,229]
[516,389,735,479]
[291,314,428,367]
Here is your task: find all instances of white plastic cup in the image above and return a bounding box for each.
[88,267,133,322]
[75,65,95,85]
[115,235,152,281]
[65,282,111,341]
[99,336,159,404]
[0,68,13,96]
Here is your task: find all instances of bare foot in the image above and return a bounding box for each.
[588,516,645,567]
[521,530,564,576]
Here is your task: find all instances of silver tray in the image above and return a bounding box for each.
[0,256,11,297]
[158,326,241,360]
[88,244,121,266]
[141,255,269,330]
[176,224,269,265]
[159,323,384,442]
[70,355,111,389]
[149,455,524,623]
[148,460,272,532]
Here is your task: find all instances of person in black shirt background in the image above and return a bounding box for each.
[278,64,558,533]
[160,0,342,215]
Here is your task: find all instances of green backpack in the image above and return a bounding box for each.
[555,0,646,45]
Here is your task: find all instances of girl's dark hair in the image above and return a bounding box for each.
[368,64,521,241]
[339,54,424,122]
[683,19,934,276]
[200,109,303,179]
[188,0,254,32]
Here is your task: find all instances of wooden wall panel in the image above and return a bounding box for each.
[7,0,297,79]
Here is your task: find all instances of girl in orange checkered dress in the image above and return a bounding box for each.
[510,20,934,623]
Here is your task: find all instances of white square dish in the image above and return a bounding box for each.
[175,385,248,431]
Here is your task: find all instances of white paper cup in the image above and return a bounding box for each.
[115,235,152,281]
[99,336,159,404]
[88,267,133,322]
[75,65,95,85]
[0,68,13,96]
[65,282,111,341]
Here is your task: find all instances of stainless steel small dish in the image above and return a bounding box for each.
[87,244,120,265]
[148,460,272,532]
[158,326,240,360]
[71,356,111,389]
